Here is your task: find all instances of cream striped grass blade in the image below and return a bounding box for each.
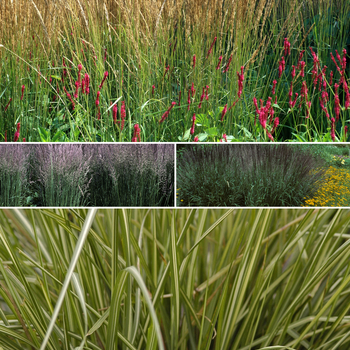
[39,208,97,350]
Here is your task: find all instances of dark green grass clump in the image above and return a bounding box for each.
[177,144,327,206]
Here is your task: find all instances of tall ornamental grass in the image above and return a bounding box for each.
[177,144,327,206]
[32,144,92,206]
[0,144,30,206]
[0,144,174,207]
[86,144,174,206]
[1,1,349,141]
[1,209,350,349]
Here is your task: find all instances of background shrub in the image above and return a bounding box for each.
[177,144,327,206]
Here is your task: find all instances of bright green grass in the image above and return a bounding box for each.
[1,209,350,349]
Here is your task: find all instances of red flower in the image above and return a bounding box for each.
[272,80,277,95]
[223,54,233,73]
[121,101,126,131]
[152,85,155,96]
[331,117,336,141]
[216,56,222,70]
[113,104,118,124]
[159,102,176,123]
[297,50,305,69]
[223,133,227,142]
[13,123,20,142]
[190,114,196,135]
[220,104,228,122]
[198,87,205,108]
[191,82,196,97]
[237,66,244,97]
[187,88,191,111]
[99,71,108,89]
[300,61,306,77]
[74,81,79,99]
[283,38,291,56]
[77,63,83,86]
[334,83,341,120]
[205,85,209,100]
[21,85,25,100]
[95,91,100,106]
[193,54,196,69]
[291,65,296,79]
[132,124,141,142]
[206,36,217,59]
[4,98,12,111]
[84,73,90,94]
[194,136,199,142]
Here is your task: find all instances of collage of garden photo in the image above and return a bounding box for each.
[2,0,350,350]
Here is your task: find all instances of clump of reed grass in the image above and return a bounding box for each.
[177,144,327,206]
[0,144,30,206]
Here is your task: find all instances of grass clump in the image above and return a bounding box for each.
[0,144,174,207]
[177,144,327,206]
[1,209,350,349]
[0,145,30,206]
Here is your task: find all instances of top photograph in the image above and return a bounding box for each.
[1,0,349,142]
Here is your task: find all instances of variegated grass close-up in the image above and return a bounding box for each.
[1,208,350,349]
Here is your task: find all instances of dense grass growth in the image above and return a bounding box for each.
[0,144,174,206]
[177,144,328,206]
[1,209,350,349]
[1,1,350,141]
[0,145,30,206]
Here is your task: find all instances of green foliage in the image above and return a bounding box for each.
[177,144,327,206]
[1,209,350,349]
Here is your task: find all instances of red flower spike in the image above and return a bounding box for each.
[190,114,196,135]
[334,83,340,121]
[198,87,205,108]
[159,102,177,123]
[99,71,108,89]
[132,124,141,142]
[194,136,199,142]
[223,133,227,142]
[23,138,26,142]
[21,85,25,100]
[121,101,126,131]
[13,123,20,142]
[220,104,228,122]
[216,56,223,70]
[193,55,196,69]
[330,71,333,86]
[74,81,79,99]
[152,85,155,96]
[205,85,209,100]
[78,64,83,86]
[95,91,100,106]
[113,104,118,124]
[84,73,90,94]
[206,36,217,59]
[237,66,244,97]
[223,54,233,73]
[331,117,336,141]
[4,131,7,142]
[297,50,305,69]
[300,61,306,77]
[283,38,291,56]
[272,80,277,95]
[4,98,12,111]
[291,65,296,79]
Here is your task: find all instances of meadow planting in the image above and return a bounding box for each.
[0,143,174,206]
[1,1,350,141]
[1,208,350,349]
[177,143,350,207]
